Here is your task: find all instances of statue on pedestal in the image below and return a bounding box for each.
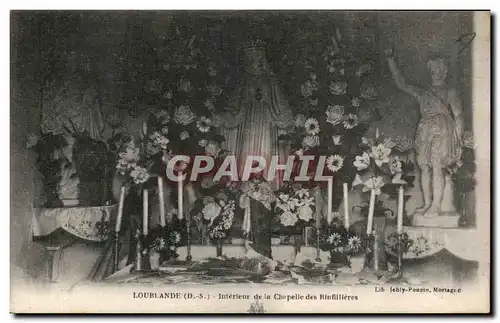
[385,48,464,227]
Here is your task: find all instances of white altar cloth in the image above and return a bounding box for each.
[32,205,118,242]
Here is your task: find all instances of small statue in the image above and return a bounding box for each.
[385,47,464,222]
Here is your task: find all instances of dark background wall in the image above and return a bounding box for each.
[10,11,473,276]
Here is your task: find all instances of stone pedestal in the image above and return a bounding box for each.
[412,213,460,228]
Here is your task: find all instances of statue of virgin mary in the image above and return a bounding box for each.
[215,41,295,189]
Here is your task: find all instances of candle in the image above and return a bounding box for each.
[315,188,321,228]
[366,189,376,235]
[375,127,380,139]
[143,189,149,235]
[115,186,126,232]
[327,177,333,224]
[158,177,166,227]
[343,182,349,229]
[142,120,148,137]
[177,175,183,220]
[397,185,404,234]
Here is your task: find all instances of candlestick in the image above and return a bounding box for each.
[397,185,404,234]
[327,177,333,224]
[158,177,166,227]
[143,189,149,235]
[177,174,183,220]
[115,186,126,232]
[343,182,349,229]
[366,189,376,235]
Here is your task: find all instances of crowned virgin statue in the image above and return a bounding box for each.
[215,41,295,189]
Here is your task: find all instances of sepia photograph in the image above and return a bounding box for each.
[9,9,491,313]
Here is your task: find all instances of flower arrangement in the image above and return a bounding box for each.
[115,137,152,187]
[274,186,316,236]
[148,224,185,261]
[319,218,366,267]
[278,28,377,214]
[385,232,413,256]
[351,132,414,219]
[192,184,239,241]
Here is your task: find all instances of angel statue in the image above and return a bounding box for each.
[385,47,464,222]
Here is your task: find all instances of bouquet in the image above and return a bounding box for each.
[274,186,316,236]
[320,218,366,267]
[148,224,184,261]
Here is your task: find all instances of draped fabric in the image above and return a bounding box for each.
[216,47,294,189]
[248,197,273,259]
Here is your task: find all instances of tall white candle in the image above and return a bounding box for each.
[366,189,376,235]
[143,189,149,235]
[327,177,333,224]
[115,186,126,232]
[397,185,404,234]
[158,177,166,227]
[343,182,349,229]
[315,188,321,228]
[375,127,380,139]
[177,175,183,220]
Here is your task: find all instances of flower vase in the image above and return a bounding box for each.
[329,250,349,268]
[216,239,223,257]
[363,217,388,272]
[349,254,365,273]
[150,251,160,270]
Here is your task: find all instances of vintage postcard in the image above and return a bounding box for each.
[10,10,490,313]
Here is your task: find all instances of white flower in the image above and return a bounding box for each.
[329,81,347,95]
[280,211,298,227]
[198,139,208,147]
[205,141,221,157]
[325,105,344,126]
[295,148,304,156]
[161,126,169,135]
[370,144,391,167]
[180,131,190,140]
[362,176,385,195]
[116,158,131,175]
[302,135,319,148]
[326,154,344,172]
[353,152,370,171]
[295,189,310,199]
[26,133,40,148]
[171,232,181,244]
[343,114,359,129]
[197,116,212,133]
[310,98,319,106]
[150,131,169,149]
[332,135,342,145]
[298,205,313,222]
[351,97,361,107]
[327,232,342,246]
[301,80,314,97]
[130,166,150,184]
[295,114,306,128]
[202,202,222,221]
[347,236,362,252]
[174,105,196,125]
[389,156,402,174]
[304,118,320,135]
[119,147,140,163]
[279,193,290,202]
